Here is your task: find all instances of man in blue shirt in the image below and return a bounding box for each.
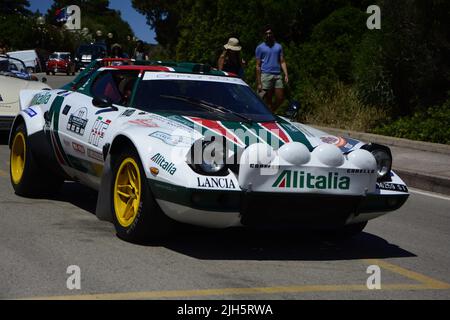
[256,25,289,112]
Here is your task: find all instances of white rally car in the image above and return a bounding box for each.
[9,59,409,242]
[1,54,50,131]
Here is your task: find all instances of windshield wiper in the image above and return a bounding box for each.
[160,94,253,123]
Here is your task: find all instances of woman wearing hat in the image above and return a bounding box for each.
[218,37,246,78]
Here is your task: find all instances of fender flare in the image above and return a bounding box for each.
[95,152,114,222]
[95,132,146,222]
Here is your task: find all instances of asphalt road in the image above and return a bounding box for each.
[0,74,449,300]
[35,72,75,89]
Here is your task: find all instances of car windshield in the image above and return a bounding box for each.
[133,76,275,122]
[50,53,70,60]
[0,55,28,75]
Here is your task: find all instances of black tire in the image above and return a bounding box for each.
[111,148,174,242]
[322,221,368,241]
[10,124,63,197]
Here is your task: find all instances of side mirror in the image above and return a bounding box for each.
[285,100,300,121]
[92,96,112,108]
[92,96,119,111]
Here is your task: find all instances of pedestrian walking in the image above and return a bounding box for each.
[255,25,289,112]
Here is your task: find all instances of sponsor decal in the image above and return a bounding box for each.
[347,169,375,174]
[72,142,85,155]
[88,116,111,147]
[376,182,408,192]
[62,105,71,115]
[87,149,103,162]
[147,114,194,132]
[151,153,177,175]
[67,107,88,135]
[250,164,275,169]
[150,167,159,177]
[128,119,159,128]
[150,131,194,147]
[23,108,37,118]
[120,109,136,117]
[143,72,245,85]
[197,177,236,189]
[320,135,360,152]
[320,136,347,147]
[30,92,51,105]
[272,170,350,190]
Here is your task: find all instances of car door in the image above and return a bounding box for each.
[52,70,137,188]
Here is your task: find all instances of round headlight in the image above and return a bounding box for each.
[371,149,392,178]
[198,141,226,174]
[199,160,225,174]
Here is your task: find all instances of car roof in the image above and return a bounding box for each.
[106,61,237,78]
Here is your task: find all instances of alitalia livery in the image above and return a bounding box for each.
[8,59,409,242]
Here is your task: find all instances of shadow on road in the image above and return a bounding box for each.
[0,132,9,145]
[158,227,416,261]
[30,180,417,262]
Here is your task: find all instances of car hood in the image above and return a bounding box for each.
[0,75,50,105]
[120,111,364,153]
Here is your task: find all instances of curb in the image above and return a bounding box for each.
[393,169,450,196]
[311,125,450,195]
[312,125,450,155]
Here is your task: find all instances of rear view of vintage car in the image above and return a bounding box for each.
[46,52,76,76]
[9,59,409,243]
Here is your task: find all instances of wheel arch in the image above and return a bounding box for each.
[8,115,26,148]
[95,134,140,223]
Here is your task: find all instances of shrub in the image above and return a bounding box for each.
[373,99,450,144]
[302,82,389,132]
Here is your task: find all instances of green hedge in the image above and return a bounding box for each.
[372,99,450,144]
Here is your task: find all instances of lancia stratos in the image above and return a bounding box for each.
[8,59,409,242]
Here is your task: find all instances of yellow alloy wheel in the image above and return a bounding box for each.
[114,157,142,228]
[11,132,26,185]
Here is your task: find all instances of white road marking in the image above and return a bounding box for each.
[409,188,450,201]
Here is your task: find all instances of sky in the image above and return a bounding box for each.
[28,0,157,44]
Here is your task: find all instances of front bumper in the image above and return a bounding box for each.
[149,179,408,228]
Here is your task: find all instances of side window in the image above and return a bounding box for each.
[91,71,122,104]
[90,70,139,106]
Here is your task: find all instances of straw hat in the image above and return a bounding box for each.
[223,38,242,51]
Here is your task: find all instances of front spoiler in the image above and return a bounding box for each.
[149,179,409,228]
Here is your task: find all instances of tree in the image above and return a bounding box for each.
[0,0,30,16]
[354,0,450,116]
[47,0,134,51]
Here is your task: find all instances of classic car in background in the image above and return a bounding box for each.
[0,54,50,131]
[9,59,408,243]
[46,52,76,76]
[74,43,107,71]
